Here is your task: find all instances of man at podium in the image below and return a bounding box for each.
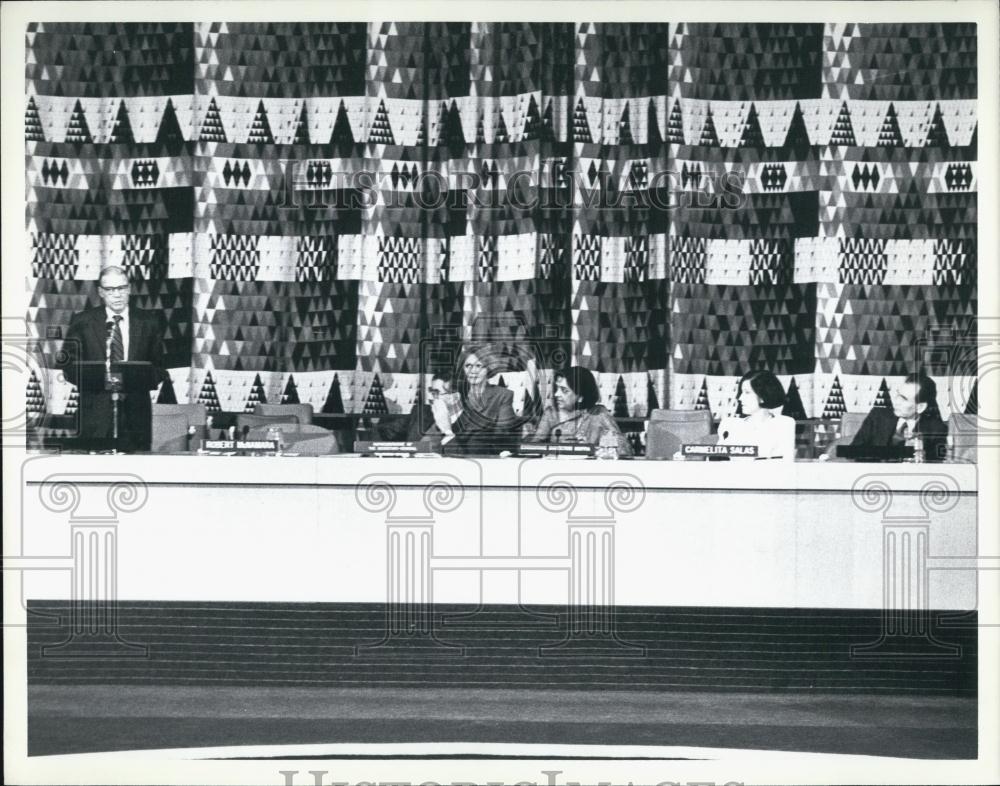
[59,266,168,452]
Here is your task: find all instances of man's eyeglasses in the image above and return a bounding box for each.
[428,387,448,397]
[463,362,484,371]
[100,285,130,294]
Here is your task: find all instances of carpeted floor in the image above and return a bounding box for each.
[27,602,978,758]
[28,686,976,758]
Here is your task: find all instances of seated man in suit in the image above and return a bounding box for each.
[375,370,462,443]
[850,372,948,462]
[58,266,168,452]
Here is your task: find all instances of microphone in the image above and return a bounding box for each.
[553,428,561,453]
[722,430,729,440]
[242,425,250,442]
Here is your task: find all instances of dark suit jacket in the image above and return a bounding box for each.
[450,385,518,454]
[850,406,948,462]
[60,305,167,451]
[375,404,437,443]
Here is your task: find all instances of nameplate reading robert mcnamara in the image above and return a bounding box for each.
[682,443,759,458]
[202,439,280,454]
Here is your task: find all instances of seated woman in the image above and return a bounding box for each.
[717,370,796,460]
[441,347,519,454]
[530,366,633,457]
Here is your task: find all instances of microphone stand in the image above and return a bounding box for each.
[105,370,125,454]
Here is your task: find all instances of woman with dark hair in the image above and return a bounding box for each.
[530,366,633,457]
[718,370,796,460]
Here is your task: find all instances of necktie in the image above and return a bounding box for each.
[108,315,124,363]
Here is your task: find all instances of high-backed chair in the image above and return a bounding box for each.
[645,409,713,459]
[824,411,871,459]
[948,413,978,463]
[253,403,314,425]
[246,423,339,455]
[151,403,208,453]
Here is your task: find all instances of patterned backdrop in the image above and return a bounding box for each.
[25,22,978,422]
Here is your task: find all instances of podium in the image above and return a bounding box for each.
[66,361,161,452]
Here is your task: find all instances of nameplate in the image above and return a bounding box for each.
[355,441,419,457]
[201,439,279,454]
[519,442,596,457]
[682,443,759,458]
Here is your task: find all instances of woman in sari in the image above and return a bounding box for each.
[530,366,632,457]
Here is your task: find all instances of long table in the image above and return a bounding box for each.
[10,454,978,611]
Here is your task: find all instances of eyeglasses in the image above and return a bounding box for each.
[427,387,448,397]
[463,362,484,371]
[100,285,130,294]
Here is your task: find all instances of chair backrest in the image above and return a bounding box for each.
[948,413,977,463]
[649,408,712,427]
[837,412,869,443]
[150,403,209,453]
[246,425,338,455]
[254,403,313,425]
[152,402,208,426]
[236,412,300,431]
[823,411,873,460]
[645,409,713,459]
[151,413,197,453]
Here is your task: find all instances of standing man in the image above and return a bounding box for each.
[59,266,167,451]
[850,372,949,462]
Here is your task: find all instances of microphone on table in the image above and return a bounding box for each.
[242,425,250,442]
[713,429,732,462]
[553,428,561,456]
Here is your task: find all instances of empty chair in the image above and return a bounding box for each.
[246,422,339,455]
[253,403,314,425]
[151,403,208,453]
[824,411,875,460]
[645,409,713,459]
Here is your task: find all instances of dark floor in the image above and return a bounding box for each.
[27,601,978,758]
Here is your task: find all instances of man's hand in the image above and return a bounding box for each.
[430,396,454,436]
